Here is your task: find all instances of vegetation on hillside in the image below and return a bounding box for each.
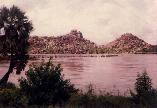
[29,32,157,54]
[102,33,153,53]
[29,30,98,54]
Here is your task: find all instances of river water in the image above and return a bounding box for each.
[1,54,157,94]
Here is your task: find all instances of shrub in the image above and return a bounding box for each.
[130,71,157,107]
[135,72,153,96]
[0,83,28,108]
[19,60,78,106]
[0,82,16,89]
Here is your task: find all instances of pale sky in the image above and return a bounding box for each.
[1,0,157,45]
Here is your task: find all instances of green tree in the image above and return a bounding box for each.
[19,60,78,106]
[135,72,152,95]
[0,6,33,86]
[130,71,157,107]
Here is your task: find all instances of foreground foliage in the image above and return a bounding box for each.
[67,84,133,108]
[0,83,27,108]
[1,61,157,108]
[19,60,78,106]
[130,71,157,107]
[0,5,33,86]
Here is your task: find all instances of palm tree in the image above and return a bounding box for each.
[0,6,33,86]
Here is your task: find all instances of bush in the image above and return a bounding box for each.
[0,83,28,108]
[19,60,78,106]
[0,82,16,89]
[130,71,157,107]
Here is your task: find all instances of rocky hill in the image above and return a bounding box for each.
[102,33,153,53]
[29,30,98,54]
[29,32,157,54]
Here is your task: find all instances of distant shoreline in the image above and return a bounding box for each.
[29,54,119,60]
[2,53,157,61]
[135,52,157,54]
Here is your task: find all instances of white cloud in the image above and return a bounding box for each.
[0,0,157,45]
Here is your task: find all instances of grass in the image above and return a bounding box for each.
[0,84,134,108]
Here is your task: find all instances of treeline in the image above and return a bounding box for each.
[0,61,157,108]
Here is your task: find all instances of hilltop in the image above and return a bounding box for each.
[29,32,157,54]
[102,33,154,53]
[29,30,98,54]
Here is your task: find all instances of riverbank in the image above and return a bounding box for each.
[1,54,119,61]
[0,84,131,108]
[1,84,157,108]
[1,61,157,108]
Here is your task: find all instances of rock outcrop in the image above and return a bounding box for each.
[29,32,157,54]
[29,30,98,54]
[102,33,153,53]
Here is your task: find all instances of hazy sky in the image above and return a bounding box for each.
[1,0,157,45]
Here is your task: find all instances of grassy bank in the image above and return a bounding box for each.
[1,86,156,108]
[0,86,134,108]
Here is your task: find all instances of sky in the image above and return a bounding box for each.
[0,0,157,45]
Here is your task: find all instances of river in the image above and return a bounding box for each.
[1,54,157,94]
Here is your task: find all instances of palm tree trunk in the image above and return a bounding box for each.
[0,54,14,86]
